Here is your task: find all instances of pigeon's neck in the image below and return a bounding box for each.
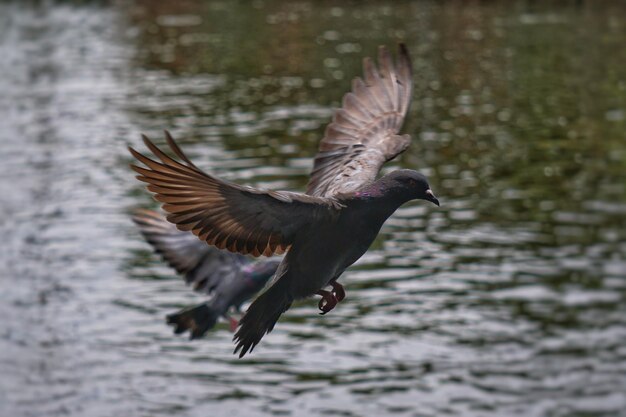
[354,179,391,198]
[355,180,410,204]
[352,184,408,219]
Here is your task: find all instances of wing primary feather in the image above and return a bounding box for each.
[132,130,338,257]
[377,45,397,111]
[164,130,199,168]
[140,136,209,181]
[306,44,414,198]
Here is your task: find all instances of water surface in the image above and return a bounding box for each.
[0,1,625,416]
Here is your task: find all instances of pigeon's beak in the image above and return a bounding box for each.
[425,189,440,207]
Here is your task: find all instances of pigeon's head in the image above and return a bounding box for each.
[385,169,440,206]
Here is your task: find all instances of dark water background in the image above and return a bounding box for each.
[1,1,625,416]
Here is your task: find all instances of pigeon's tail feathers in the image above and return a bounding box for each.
[166,303,220,339]
[233,277,292,358]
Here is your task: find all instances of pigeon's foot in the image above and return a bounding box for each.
[316,290,338,315]
[227,316,239,332]
[330,280,345,302]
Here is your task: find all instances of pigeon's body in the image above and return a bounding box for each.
[129,44,440,357]
[132,209,280,338]
[287,196,397,295]
[232,171,437,354]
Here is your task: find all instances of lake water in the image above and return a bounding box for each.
[1,1,625,416]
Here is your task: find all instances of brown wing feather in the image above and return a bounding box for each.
[306,44,414,198]
[130,132,342,257]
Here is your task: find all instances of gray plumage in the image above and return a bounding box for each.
[132,209,280,338]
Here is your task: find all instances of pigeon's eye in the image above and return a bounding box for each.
[408,179,417,187]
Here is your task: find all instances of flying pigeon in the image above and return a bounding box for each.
[132,209,280,338]
[128,44,440,357]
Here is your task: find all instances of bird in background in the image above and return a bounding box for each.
[129,44,440,357]
[132,209,280,338]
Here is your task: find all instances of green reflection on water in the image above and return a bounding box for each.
[127,0,625,246]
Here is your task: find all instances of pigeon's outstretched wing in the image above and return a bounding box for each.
[132,209,248,293]
[129,132,342,257]
[306,44,413,198]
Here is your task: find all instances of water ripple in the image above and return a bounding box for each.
[1,2,625,417]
